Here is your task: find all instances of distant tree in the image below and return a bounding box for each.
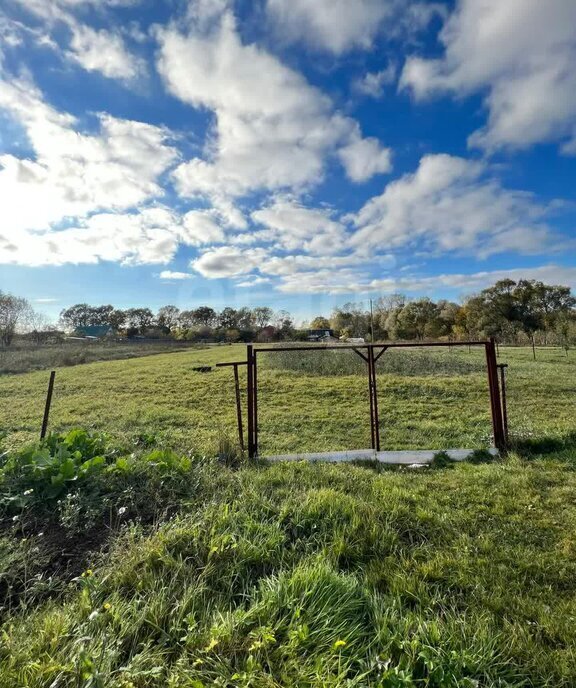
[477,279,519,341]
[253,306,273,328]
[556,310,576,353]
[192,306,217,327]
[396,298,440,340]
[453,301,482,341]
[512,280,544,359]
[60,304,93,330]
[274,310,294,339]
[90,305,115,325]
[529,281,576,344]
[372,294,408,340]
[177,310,195,329]
[0,292,31,346]
[309,316,331,330]
[125,308,154,333]
[331,302,367,337]
[157,305,180,332]
[436,300,460,338]
[22,310,52,344]
[109,309,126,331]
[218,307,239,329]
[236,307,255,330]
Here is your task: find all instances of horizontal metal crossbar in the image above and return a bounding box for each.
[253,340,488,354]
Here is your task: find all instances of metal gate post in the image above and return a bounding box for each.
[233,364,245,450]
[497,363,509,445]
[369,346,381,451]
[253,349,259,457]
[246,345,255,458]
[485,339,505,450]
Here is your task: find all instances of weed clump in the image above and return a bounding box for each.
[0,429,217,614]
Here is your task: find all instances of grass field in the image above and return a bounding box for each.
[0,344,574,456]
[0,340,206,375]
[1,345,575,686]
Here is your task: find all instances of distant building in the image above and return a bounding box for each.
[307,328,337,342]
[345,337,366,344]
[73,325,115,339]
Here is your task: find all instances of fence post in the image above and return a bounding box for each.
[485,339,505,450]
[497,363,509,445]
[369,346,381,451]
[40,370,56,440]
[233,363,245,450]
[253,350,259,457]
[367,348,375,450]
[246,345,255,459]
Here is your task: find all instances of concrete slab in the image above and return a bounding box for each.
[265,448,498,465]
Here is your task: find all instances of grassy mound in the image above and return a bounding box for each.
[1,430,576,686]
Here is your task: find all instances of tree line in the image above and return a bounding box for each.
[56,303,295,342]
[1,278,575,350]
[311,279,576,353]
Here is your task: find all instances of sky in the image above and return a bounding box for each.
[1,0,575,323]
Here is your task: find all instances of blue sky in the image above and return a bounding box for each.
[1,0,575,323]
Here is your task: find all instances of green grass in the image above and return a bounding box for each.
[1,443,576,686]
[0,346,575,686]
[0,344,574,455]
[0,340,207,375]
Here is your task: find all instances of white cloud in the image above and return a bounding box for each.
[266,0,444,55]
[0,208,182,266]
[236,276,271,288]
[369,265,576,293]
[180,210,226,245]
[401,0,576,153]
[266,0,397,54]
[251,198,349,254]
[338,134,392,183]
[351,154,556,257]
[157,12,390,200]
[0,76,177,243]
[8,0,143,82]
[159,271,194,280]
[192,246,269,278]
[67,24,143,80]
[354,63,397,98]
[275,268,371,294]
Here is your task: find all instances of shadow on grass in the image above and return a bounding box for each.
[511,431,576,460]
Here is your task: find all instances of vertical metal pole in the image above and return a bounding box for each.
[370,346,381,451]
[246,345,254,459]
[370,299,374,343]
[367,349,375,449]
[498,364,509,445]
[253,350,259,457]
[485,339,505,450]
[233,364,245,450]
[40,370,56,440]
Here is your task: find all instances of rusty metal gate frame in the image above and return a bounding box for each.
[217,338,507,459]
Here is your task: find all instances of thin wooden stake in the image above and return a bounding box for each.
[40,370,56,440]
